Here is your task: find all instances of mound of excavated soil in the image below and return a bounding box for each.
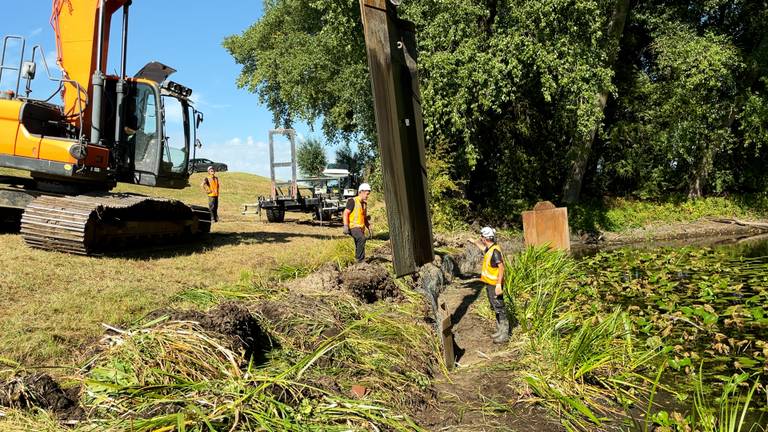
[0,373,83,420]
[151,301,272,361]
[340,262,402,303]
[292,262,342,292]
[289,262,403,304]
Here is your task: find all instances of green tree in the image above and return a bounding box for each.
[297,138,327,177]
[226,0,768,225]
[334,142,364,179]
[223,0,373,146]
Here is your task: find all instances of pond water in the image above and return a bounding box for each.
[575,235,768,428]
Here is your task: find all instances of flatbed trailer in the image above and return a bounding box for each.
[242,129,355,222]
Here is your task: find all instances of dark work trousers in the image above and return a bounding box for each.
[349,227,367,262]
[208,196,219,222]
[485,284,506,317]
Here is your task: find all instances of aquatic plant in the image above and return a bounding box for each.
[504,246,667,430]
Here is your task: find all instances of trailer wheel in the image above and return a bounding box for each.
[266,207,285,223]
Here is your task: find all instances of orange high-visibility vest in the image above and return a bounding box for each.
[480,244,503,285]
[349,196,367,229]
[206,176,220,197]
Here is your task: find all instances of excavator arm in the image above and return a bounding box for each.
[51,0,131,128]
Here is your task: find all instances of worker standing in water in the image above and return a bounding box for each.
[201,166,221,222]
[473,227,510,343]
[343,183,372,262]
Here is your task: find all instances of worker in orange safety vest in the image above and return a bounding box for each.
[343,183,372,262]
[201,166,221,222]
[472,226,509,343]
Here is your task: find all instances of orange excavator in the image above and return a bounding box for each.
[0,0,209,253]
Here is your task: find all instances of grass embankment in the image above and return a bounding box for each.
[0,168,357,365]
[1,268,440,431]
[570,195,768,233]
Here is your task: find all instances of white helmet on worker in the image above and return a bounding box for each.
[480,226,496,240]
[358,183,372,192]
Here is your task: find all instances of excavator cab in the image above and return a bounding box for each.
[120,62,201,189]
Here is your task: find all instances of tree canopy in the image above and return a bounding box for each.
[225,0,768,226]
[296,137,327,177]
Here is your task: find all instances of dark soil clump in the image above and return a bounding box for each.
[0,373,83,421]
[340,262,402,303]
[150,302,272,362]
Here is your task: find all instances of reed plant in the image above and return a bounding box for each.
[689,368,764,432]
[503,245,575,335]
[505,246,667,430]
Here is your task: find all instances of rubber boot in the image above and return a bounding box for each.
[493,315,510,344]
[491,313,503,338]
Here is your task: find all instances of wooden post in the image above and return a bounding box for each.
[359,0,434,277]
[439,301,455,370]
[522,201,571,251]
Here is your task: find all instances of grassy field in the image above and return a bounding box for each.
[0,169,354,366]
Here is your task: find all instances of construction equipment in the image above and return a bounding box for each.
[243,129,356,223]
[0,0,209,254]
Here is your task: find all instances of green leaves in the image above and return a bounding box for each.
[296,137,327,177]
[226,0,768,223]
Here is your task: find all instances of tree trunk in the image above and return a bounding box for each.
[562,0,631,204]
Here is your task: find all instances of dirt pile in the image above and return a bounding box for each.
[340,262,402,303]
[292,262,342,292]
[290,262,403,304]
[150,301,271,361]
[0,373,83,420]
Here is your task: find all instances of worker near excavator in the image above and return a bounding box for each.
[201,166,220,222]
[343,183,372,262]
[472,227,510,344]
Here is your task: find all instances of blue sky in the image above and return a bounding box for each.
[1,0,329,177]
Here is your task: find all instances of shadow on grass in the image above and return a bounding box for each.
[104,230,339,260]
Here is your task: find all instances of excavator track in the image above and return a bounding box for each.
[20,194,211,254]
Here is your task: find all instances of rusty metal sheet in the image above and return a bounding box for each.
[522,206,571,252]
[360,0,434,277]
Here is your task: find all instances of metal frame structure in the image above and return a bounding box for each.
[268,128,298,201]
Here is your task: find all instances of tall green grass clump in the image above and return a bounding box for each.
[504,246,667,430]
[503,245,575,334]
[647,368,765,432]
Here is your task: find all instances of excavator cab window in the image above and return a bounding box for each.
[129,83,159,174]
[159,94,190,175]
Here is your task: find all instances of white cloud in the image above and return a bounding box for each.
[196,132,339,181]
[190,92,230,110]
[29,28,43,37]
[197,135,274,176]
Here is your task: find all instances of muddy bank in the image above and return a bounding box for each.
[435,218,768,256]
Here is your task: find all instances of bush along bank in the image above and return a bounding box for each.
[0,262,443,431]
[501,245,766,431]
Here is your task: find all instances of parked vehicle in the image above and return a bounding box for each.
[189,158,228,173]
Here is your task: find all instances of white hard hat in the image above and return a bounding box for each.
[480,226,496,239]
[358,183,372,192]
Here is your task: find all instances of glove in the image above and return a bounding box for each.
[343,225,350,235]
[495,284,503,296]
